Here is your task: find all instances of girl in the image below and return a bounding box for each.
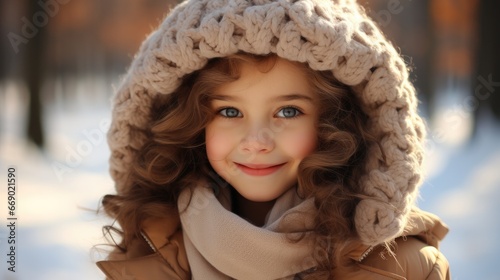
[97,0,450,279]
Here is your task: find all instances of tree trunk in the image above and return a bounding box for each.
[24,0,46,148]
[474,0,500,122]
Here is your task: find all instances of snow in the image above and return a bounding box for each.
[1,78,115,280]
[1,78,499,279]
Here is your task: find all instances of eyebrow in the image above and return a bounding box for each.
[211,94,239,101]
[274,94,313,102]
[211,93,313,102]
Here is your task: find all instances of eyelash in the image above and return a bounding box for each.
[216,106,304,119]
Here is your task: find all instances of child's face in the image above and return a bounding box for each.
[205,58,318,202]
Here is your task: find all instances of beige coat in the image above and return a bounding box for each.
[97,208,449,280]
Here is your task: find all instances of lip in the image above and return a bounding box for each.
[234,162,286,176]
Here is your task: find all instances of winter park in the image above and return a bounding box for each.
[1,1,499,279]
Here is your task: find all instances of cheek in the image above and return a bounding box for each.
[283,127,317,158]
[205,125,232,160]
[205,124,242,179]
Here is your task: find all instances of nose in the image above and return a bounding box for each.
[238,127,275,154]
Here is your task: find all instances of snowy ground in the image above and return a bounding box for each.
[0,78,115,280]
[1,78,499,279]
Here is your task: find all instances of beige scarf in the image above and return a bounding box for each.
[178,184,318,280]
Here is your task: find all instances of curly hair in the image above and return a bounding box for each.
[102,53,374,276]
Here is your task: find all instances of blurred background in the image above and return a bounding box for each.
[0,0,499,279]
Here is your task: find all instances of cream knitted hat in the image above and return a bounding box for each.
[107,0,426,246]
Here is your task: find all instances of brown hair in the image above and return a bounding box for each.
[102,53,373,276]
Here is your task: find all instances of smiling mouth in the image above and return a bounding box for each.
[234,162,286,176]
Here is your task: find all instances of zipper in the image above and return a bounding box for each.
[358,246,374,262]
[140,231,157,252]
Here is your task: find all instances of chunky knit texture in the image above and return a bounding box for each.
[107,0,426,246]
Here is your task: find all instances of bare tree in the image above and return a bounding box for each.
[474,0,500,124]
[23,0,46,148]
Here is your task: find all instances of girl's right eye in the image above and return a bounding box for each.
[218,107,242,118]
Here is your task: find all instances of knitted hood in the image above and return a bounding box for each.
[107,0,426,246]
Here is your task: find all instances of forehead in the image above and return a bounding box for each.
[214,57,313,98]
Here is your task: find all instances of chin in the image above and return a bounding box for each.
[237,188,287,202]
[245,195,277,203]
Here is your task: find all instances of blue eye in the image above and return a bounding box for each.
[276,107,302,118]
[219,107,242,118]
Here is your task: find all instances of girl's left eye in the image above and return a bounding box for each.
[276,107,302,118]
